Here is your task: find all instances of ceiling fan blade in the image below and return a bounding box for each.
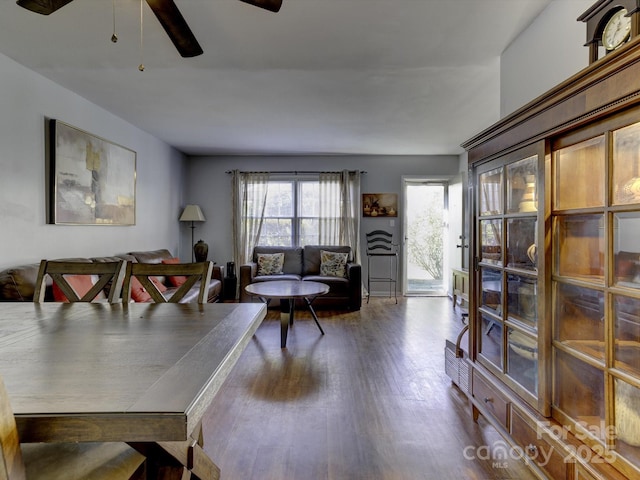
[145,0,203,58]
[16,0,74,15]
[238,0,282,13]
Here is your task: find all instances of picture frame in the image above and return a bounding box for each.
[362,193,398,217]
[48,119,136,225]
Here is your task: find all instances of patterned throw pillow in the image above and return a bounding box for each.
[320,250,348,278]
[257,253,285,276]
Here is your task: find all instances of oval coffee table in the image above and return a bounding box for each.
[245,280,329,348]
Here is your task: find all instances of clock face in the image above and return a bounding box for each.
[602,8,631,51]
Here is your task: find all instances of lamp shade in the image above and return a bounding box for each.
[179,205,206,222]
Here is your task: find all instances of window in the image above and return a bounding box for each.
[254,178,324,246]
[232,169,360,267]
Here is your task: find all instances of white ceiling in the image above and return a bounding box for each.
[0,0,552,156]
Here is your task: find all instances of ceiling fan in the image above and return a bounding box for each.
[16,0,283,58]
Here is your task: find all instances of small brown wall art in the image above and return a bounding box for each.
[362,193,398,217]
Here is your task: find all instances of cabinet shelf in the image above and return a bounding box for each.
[553,340,607,367]
[505,315,538,334]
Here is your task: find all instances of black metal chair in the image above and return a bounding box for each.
[365,230,398,303]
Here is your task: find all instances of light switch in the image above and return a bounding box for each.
[390,219,395,227]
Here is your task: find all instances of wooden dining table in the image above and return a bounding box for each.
[0,301,266,480]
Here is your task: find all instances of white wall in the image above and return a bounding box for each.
[500,0,594,117]
[459,0,594,273]
[0,52,187,270]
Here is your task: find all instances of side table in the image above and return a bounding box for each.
[223,276,237,301]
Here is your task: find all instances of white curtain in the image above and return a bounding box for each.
[318,172,341,244]
[342,170,361,264]
[318,170,361,263]
[232,171,270,270]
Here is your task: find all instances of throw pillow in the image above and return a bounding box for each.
[151,276,168,293]
[161,258,187,287]
[257,253,285,276]
[129,276,167,302]
[52,275,104,302]
[130,276,152,302]
[320,250,348,278]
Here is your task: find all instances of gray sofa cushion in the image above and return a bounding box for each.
[253,246,303,276]
[253,273,302,283]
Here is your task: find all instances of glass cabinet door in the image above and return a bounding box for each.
[480,220,502,265]
[479,167,502,216]
[613,122,640,206]
[554,214,604,280]
[507,274,537,328]
[507,325,538,395]
[614,212,640,288]
[507,218,537,271]
[552,121,640,472]
[554,136,605,210]
[473,145,543,409]
[506,155,538,214]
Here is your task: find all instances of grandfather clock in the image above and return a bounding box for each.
[578,0,640,63]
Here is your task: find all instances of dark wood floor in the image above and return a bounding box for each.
[202,297,537,480]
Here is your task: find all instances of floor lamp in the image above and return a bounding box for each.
[179,205,206,262]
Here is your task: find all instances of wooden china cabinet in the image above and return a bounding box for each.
[461,37,640,480]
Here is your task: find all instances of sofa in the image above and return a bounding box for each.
[239,245,361,310]
[0,249,222,303]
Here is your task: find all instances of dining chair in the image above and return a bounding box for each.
[122,261,213,303]
[365,230,398,304]
[0,374,24,479]
[0,374,145,480]
[33,260,127,304]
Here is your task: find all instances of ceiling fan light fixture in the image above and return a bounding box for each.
[18,0,281,60]
[111,0,118,43]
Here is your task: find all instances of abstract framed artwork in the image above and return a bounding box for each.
[48,120,136,225]
[362,193,398,217]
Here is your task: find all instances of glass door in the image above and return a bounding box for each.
[403,180,448,296]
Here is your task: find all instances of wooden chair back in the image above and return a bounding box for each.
[0,376,25,480]
[33,260,127,304]
[122,261,213,303]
